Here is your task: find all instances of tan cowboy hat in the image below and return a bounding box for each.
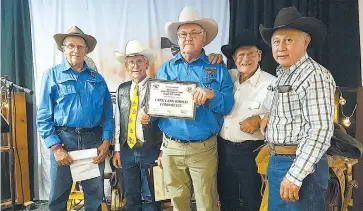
[165,6,218,46]
[53,26,97,53]
[114,40,155,64]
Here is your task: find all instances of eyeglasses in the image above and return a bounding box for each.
[127,59,146,66]
[234,50,260,60]
[177,31,205,39]
[62,43,87,50]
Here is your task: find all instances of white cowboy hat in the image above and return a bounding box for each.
[114,40,155,64]
[53,26,97,53]
[165,6,218,46]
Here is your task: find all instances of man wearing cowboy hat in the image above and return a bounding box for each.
[217,29,276,211]
[112,40,162,211]
[259,7,335,210]
[37,26,114,211]
[141,6,234,211]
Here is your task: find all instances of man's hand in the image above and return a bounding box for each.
[112,152,122,168]
[140,109,150,125]
[52,147,73,166]
[208,53,224,64]
[193,87,215,105]
[156,151,163,168]
[239,115,261,134]
[260,112,270,135]
[93,140,110,164]
[280,177,300,202]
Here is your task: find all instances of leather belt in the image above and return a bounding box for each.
[218,136,264,149]
[165,134,210,143]
[56,126,102,134]
[268,143,298,155]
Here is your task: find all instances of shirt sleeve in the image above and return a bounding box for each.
[285,71,335,187]
[101,80,114,141]
[36,71,60,148]
[114,87,121,151]
[208,65,234,115]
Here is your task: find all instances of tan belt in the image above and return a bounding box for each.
[269,144,297,155]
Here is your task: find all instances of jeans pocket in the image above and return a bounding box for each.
[313,156,329,191]
[163,137,169,149]
[202,137,217,150]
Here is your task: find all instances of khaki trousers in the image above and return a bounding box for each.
[162,135,219,211]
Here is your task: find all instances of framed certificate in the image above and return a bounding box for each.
[145,79,197,120]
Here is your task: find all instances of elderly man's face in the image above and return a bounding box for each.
[125,55,148,83]
[233,46,261,75]
[62,36,88,66]
[177,23,206,55]
[271,29,310,69]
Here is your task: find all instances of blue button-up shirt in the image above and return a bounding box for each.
[156,50,234,141]
[36,61,114,148]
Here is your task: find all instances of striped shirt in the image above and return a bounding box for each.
[266,53,336,186]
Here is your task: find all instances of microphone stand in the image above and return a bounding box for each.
[1,76,33,211]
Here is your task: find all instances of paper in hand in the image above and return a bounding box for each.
[69,148,100,181]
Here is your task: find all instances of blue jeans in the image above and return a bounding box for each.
[267,154,328,211]
[120,141,160,211]
[49,130,105,211]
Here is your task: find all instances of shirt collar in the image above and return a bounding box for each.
[276,53,309,76]
[172,49,209,65]
[61,61,94,73]
[247,66,262,87]
[236,66,262,87]
[132,76,150,87]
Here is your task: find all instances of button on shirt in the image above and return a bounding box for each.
[114,77,149,151]
[36,61,114,148]
[219,67,276,142]
[266,54,336,186]
[156,50,234,141]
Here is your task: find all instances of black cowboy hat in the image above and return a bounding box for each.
[221,29,267,59]
[259,7,327,47]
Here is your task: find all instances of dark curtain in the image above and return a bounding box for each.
[228,0,361,87]
[1,0,35,199]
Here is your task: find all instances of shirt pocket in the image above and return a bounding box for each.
[85,79,105,104]
[276,92,299,119]
[242,100,261,110]
[200,76,219,90]
[56,79,77,96]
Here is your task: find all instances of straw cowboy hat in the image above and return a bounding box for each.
[221,29,267,59]
[259,7,327,47]
[114,40,155,64]
[165,6,218,46]
[53,26,97,53]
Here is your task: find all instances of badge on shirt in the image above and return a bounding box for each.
[90,71,96,79]
[204,67,217,78]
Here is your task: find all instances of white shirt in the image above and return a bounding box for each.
[114,77,149,151]
[219,67,276,142]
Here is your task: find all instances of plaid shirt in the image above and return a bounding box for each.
[266,54,336,186]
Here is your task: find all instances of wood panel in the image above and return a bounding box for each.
[1,92,31,206]
[353,87,363,211]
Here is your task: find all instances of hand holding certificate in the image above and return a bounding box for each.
[145,80,197,119]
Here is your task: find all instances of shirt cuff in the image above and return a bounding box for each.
[44,134,61,148]
[102,130,113,141]
[208,90,222,108]
[114,143,120,152]
[285,165,310,187]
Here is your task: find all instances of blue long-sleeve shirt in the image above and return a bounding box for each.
[156,50,234,141]
[36,61,114,148]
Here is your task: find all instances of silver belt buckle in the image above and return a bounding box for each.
[75,128,81,134]
[268,142,276,155]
